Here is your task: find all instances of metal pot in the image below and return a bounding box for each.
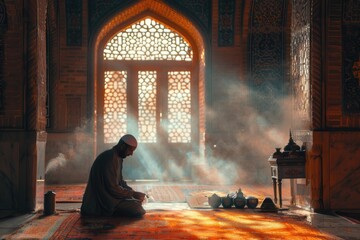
[208,193,222,209]
[246,196,259,209]
[234,196,246,209]
[221,196,233,208]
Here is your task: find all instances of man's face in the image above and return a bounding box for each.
[120,145,136,158]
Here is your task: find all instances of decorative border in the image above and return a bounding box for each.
[248,0,286,112]
[291,0,311,125]
[89,0,211,35]
[218,0,235,47]
[343,0,360,22]
[342,0,360,114]
[342,24,360,114]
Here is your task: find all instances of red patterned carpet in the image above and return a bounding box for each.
[5,182,339,239]
[8,209,338,240]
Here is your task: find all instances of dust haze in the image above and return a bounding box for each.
[45,80,296,186]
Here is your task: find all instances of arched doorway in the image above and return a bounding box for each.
[91,2,207,181]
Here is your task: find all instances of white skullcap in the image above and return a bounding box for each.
[120,134,138,147]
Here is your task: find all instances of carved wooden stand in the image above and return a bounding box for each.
[268,152,306,209]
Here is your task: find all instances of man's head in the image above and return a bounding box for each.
[117,134,138,158]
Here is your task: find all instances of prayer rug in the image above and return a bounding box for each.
[142,184,242,203]
[44,183,242,203]
[44,183,291,207]
[48,210,338,240]
[141,185,185,202]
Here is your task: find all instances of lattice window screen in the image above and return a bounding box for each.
[292,35,310,119]
[102,17,193,144]
[138,71,157,143]
[291,0,311,124]
[168,71,191,143]
[103,18,193,61]
[103,71,128,143]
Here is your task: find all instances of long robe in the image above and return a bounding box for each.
[80,147,134,216]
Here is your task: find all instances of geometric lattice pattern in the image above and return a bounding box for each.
[218,0,235,47]
[102,17,194,144]
[168,71,191,143]
[343,4,360,113]
[138,71,157,143]
[103,18,193,61]
[103,71,127,143]
[292,33,310,120]
[169,0,212,29]
[291,0,311,122]
[343,0,360,22]
[249,0,286,115]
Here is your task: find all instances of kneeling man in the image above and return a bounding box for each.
[81,134,146,217]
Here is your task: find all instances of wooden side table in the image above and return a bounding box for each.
[268,153,306,208]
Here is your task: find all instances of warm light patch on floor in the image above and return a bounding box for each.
[159,210,336,239]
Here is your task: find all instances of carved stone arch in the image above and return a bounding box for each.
[88,0,207,157]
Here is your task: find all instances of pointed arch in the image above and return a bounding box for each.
[88,0,207,161]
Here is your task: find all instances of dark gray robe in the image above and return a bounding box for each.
[80,147,135,216]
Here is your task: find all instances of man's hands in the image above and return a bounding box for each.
[133,191,146,202]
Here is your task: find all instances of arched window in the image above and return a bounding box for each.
[103,18,192,61]
[102,17,195,145]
